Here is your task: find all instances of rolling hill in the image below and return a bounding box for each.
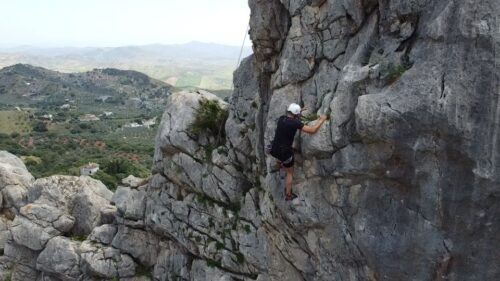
[0,64,172,108]
[0,42,253,90]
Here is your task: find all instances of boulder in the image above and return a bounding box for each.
[112,186,146,221]
[99,205,117,225]
[111,225,159,267]
[10,215,58,251]
[2,185,28,211]
[28,176,113,235]
[0,151,32,212]
[36,237,80,280]
[122,175,147,188]
[0,151,34,188]
[88,224,117,245]
[20,203,75,233]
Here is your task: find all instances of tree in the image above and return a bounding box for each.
[91,171,118,191]
[33,122,48,132]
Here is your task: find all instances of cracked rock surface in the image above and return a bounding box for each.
[0,0,499,280]
[141,0,499,280]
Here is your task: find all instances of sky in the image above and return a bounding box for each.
[0,0,251,48]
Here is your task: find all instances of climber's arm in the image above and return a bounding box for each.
[301,115,328,134]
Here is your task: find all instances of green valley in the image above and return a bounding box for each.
[0,64,171,189]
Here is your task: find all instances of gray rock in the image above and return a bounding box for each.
[152,246,191,281]
[2,185,28,211]
[19,203,75,233]
[99,205,117,225]
[0,216,11,251]
[0,256,13,281]
[10,215,58,251]
[4,236,38,268]
[300,118,333,158]
[112,186,146,221]
[29,176,113,235]
[111,225,159,267]
[154,91,225,164]
[36,275,63,281]
[88,224,117,245]
[11,263,38,281]
[36,236,80,280]
[122,175,147,188]
[80,241,136,278]
[0,151,34,188]
[121,277,152,281]
[190,259,242,281]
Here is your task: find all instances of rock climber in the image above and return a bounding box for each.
[268,103,328,201]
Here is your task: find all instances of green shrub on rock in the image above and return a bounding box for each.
[188,98,228,146]
[4,271,12,281]
[91,170,118,191]
[381,61,412,84]
[301,114,319,123]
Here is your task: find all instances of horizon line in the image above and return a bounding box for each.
[0,40,253,50]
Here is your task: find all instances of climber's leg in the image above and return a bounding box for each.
[285,166,293,197]
[282,154,297,201]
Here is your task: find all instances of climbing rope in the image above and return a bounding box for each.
[236,23,250,70]
[230,24,250,93]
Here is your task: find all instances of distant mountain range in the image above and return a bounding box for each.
[0,41,252,60]
[0,42,253,90]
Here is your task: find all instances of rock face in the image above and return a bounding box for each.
[0,0,499,280]
[142,0,499,280]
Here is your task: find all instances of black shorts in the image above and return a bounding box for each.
[270,145,294,168]
[281,154,294,168]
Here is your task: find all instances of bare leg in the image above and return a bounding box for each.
[285,166,293,196]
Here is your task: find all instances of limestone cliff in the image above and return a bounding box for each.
[0,0,498,280]
[148,0,499,279]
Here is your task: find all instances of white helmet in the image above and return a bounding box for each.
[287,103,301,115]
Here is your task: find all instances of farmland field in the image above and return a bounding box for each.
[0,110,31,134]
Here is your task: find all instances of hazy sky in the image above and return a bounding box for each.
[0,0,251,47]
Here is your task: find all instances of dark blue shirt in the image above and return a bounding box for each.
[273,115,304,148]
